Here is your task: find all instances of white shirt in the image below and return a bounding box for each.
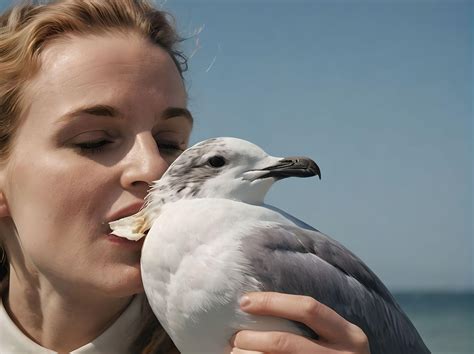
[0,295,144,354]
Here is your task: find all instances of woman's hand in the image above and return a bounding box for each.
[230,292,370,354]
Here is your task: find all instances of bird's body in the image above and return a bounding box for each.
[110,137,430,354]
[141,199,306,354]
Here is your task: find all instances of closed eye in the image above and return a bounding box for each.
[76,140,112,154]
[74,139,185,158]
[157,142,184,154]
[156,142,186,165]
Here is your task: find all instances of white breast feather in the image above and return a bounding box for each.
[141,198,304,354]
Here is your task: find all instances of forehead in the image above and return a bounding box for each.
[22,32,186,123]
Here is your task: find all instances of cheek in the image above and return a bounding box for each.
[6,152,114,268]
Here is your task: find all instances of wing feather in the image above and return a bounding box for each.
[241,221,430,354]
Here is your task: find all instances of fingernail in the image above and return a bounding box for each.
[239,295,250,309]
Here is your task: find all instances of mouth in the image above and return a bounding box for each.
[103,201,151,242]
[106,202,145,224]
[108,206,152,241]
[106,231,147,247]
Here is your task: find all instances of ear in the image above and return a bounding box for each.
[0,173,10,218]
[0,191,9,218]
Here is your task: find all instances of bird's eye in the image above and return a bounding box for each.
[207,155,226,168]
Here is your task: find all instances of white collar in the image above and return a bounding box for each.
[0,294,144,354]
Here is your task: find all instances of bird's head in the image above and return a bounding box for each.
[109,137,320,240]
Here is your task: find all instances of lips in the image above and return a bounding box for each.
[105,202,148,247]
[106,201,145,225]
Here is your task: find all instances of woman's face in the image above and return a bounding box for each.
[0,32,192,297]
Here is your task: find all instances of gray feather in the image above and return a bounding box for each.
[241,221,430,354]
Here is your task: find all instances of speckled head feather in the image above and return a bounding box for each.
[145,137,273,207]
[158,138,229,197]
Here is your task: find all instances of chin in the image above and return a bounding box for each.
[100,263,145,297]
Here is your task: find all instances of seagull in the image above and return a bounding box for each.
[110,137,430,354]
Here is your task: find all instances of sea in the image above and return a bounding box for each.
[393,292,473,354]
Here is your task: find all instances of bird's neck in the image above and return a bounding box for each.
[146,183,190,209]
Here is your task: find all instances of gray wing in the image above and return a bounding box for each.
[241,221,430,354]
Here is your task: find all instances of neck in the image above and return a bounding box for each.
[4,265,133,353]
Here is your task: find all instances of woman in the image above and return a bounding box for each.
[0,1,370,353]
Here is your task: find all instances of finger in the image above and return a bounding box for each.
[231,330,340,354]
[240,292,363,345]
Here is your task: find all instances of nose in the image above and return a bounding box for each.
[120,133,169,194]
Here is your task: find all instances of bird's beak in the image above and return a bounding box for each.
[255,156,321,180]
[109,208,153,241]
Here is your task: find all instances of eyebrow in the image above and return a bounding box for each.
[56,104,194,124]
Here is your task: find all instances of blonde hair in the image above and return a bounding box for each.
[0,0,186,352]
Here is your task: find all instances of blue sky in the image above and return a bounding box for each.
[0,0,472,291]
[162,0,472,291]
